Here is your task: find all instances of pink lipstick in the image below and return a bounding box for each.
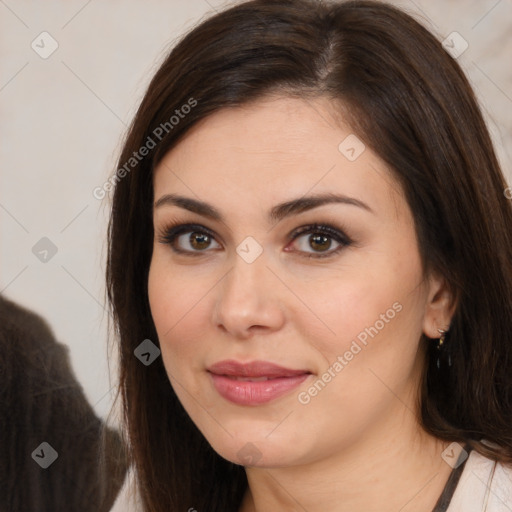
[207,360,311,406]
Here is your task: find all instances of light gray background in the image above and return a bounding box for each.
[1,0,511,426]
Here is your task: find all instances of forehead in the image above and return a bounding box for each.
[153,96,404,222]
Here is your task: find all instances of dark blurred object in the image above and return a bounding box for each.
[0,294,128,512]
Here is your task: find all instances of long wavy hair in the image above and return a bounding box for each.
[106,1,512,510]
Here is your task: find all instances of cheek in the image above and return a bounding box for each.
[299,261,417,358]
[149,253,201,329]
[302,235,426,385]
[302,245,426,410]
[147,257,213,373]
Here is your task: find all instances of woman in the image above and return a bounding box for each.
[106,0,512,510]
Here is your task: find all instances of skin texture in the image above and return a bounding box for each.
[148,96,457,511]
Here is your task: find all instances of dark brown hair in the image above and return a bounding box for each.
[106,0,512,510]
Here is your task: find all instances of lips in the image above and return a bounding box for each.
[207,360,311,405]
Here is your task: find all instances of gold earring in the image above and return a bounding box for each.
[436,328,451,369]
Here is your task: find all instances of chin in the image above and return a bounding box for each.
[200,422,308,468]
[215,440,293,468]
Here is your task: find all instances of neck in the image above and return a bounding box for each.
[239,406,454,512]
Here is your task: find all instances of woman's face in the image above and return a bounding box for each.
[148,95,450,467]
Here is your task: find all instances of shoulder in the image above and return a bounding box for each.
[0,294,67,381]
[448,448,512,511]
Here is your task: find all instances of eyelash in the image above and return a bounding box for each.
[157,221,353,259]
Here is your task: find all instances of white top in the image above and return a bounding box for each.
[447,449,512,511]
[110,449,512,511]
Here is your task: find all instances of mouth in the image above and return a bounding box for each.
[207,360,312,405]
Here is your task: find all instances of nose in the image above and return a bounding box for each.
[212,253,286,339]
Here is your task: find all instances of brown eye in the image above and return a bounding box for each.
[288,223,352,259]
[308,234,332,252]
[188,232,213,251]
[158,224,221,255]
[172,230,221,253]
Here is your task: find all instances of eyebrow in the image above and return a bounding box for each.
[154,192,374,223]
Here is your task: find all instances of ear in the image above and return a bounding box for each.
[422,271,457,339]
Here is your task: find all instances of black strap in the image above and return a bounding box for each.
[431,443,472,512]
